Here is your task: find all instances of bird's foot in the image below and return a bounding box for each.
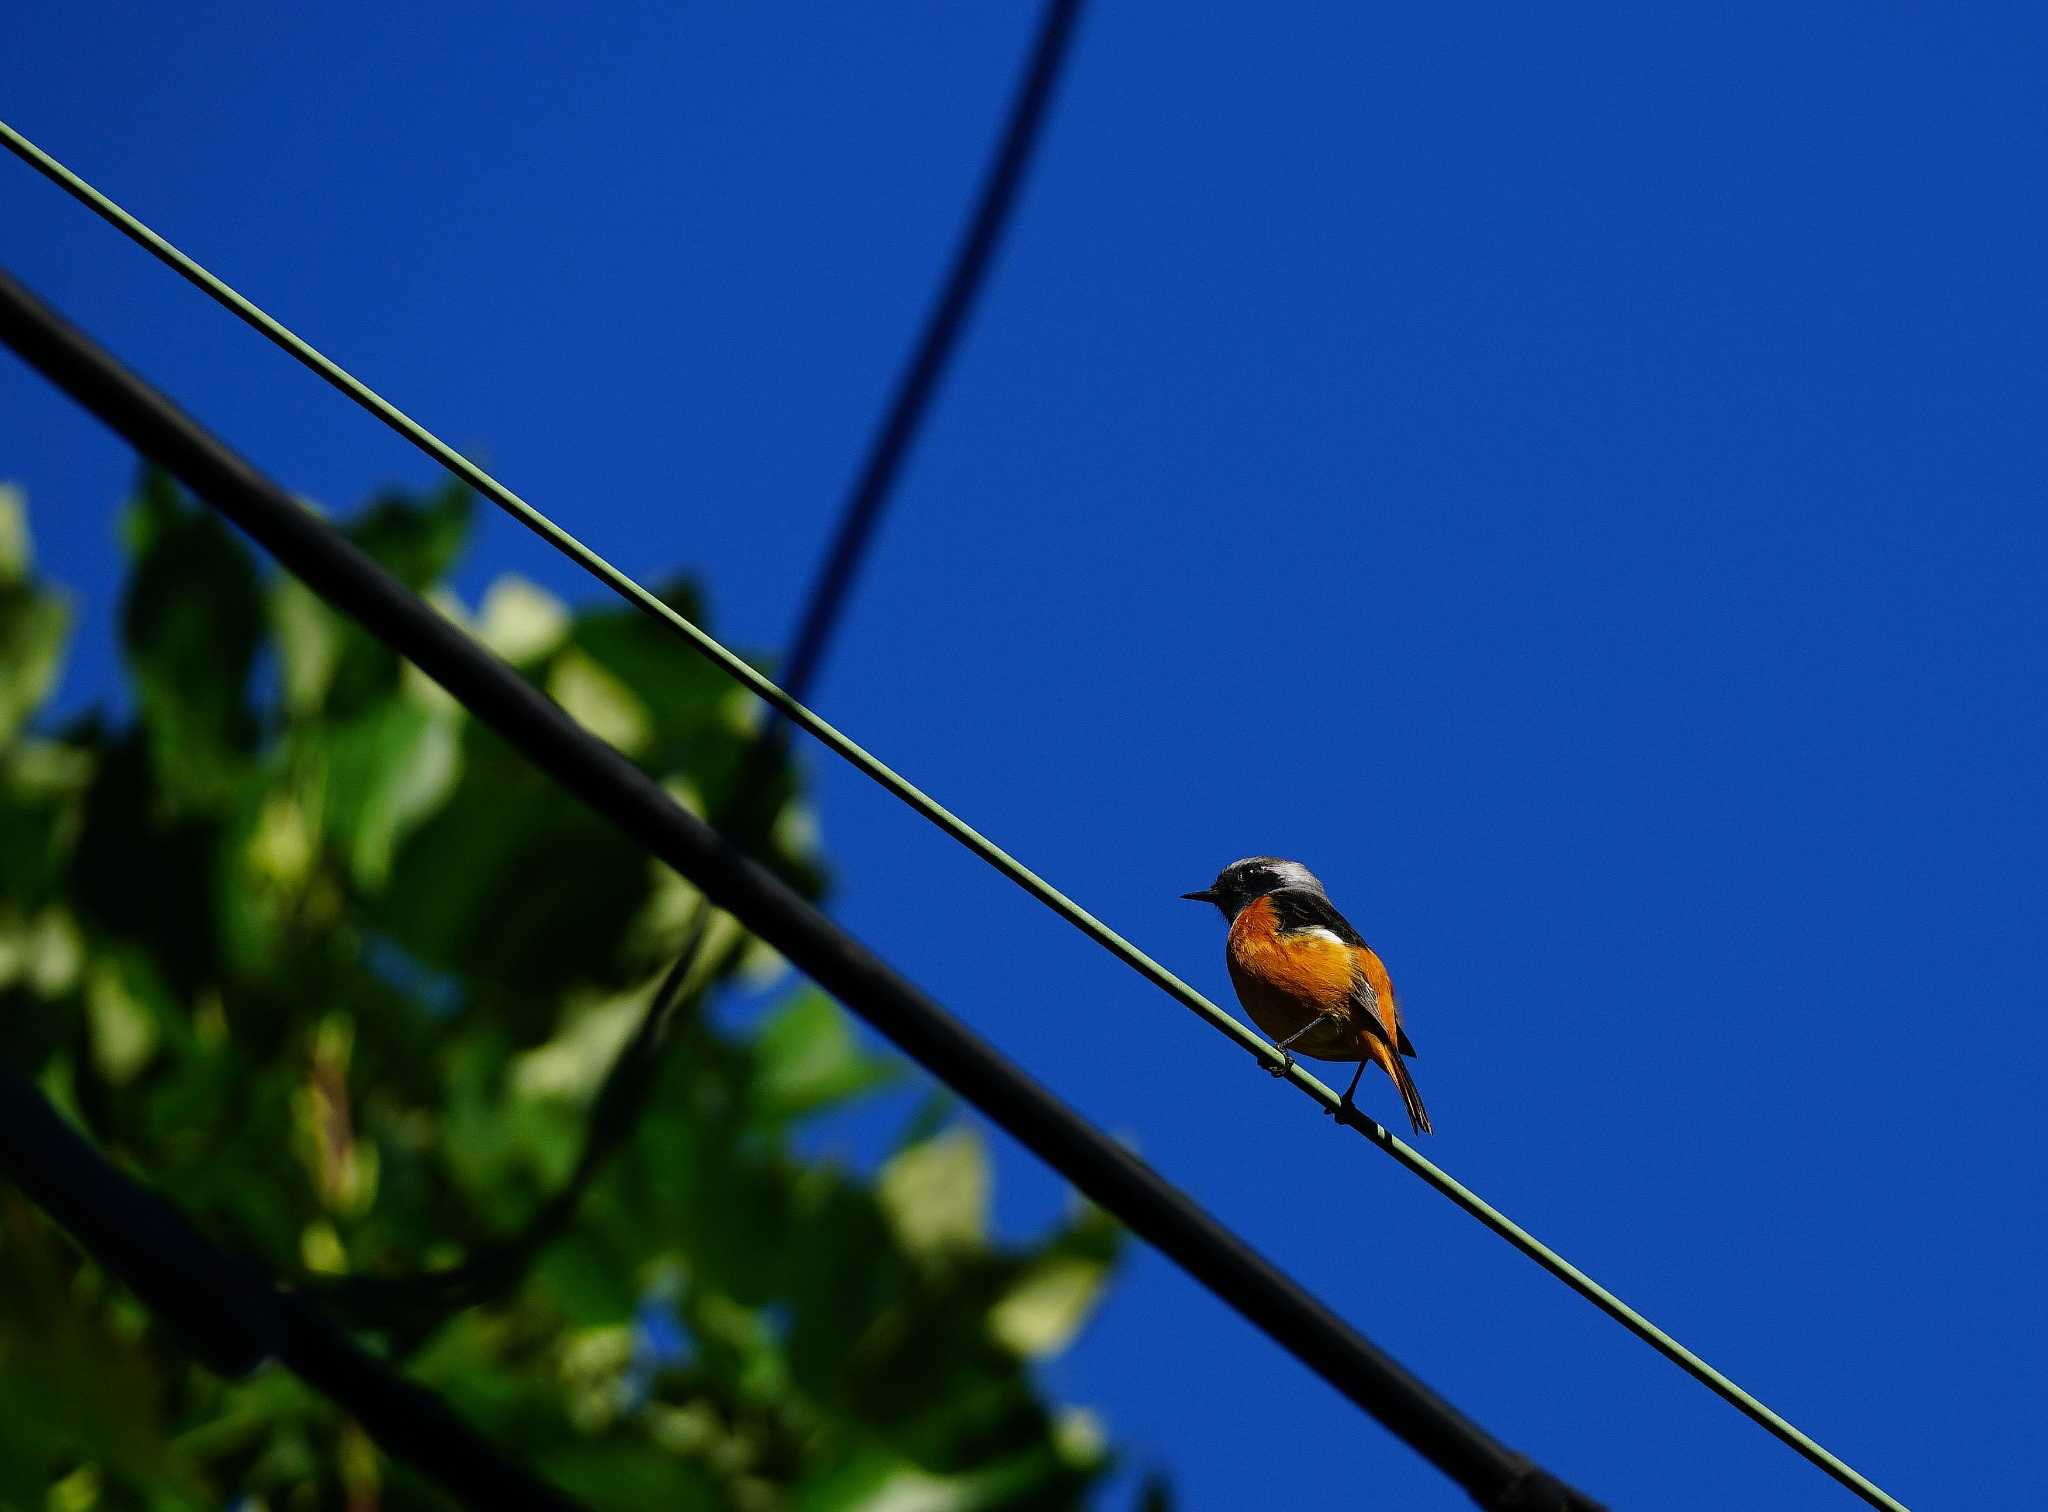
[1266,1050,1295,1078]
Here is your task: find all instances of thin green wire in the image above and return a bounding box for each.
[1,118,1906,1512]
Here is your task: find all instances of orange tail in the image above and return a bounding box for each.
[1359,1034,1432,1135]
[1388,1053,1432,1136]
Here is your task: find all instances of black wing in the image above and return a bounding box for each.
[1269,888,1419,1058]
[1265,887,1366,944]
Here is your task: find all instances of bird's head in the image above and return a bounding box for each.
[1180,856,1326,920]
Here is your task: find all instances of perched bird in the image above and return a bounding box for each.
[1182,857,1430,1134]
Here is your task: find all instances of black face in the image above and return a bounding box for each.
[1180,856,1320,920]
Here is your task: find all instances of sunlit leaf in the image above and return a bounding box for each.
[0,584,69,746]
[879,1128,990,1256]
[513,984,652,1104]
[549,646,655,756]
[0,487,70,747]
[82,945,202,1104]
[478,574,570,665]
[987,1255,1111,1359]
[273,575,341,715]
[0,906,83,1000]
[0,483,30,579]
[754,989,899,1121]
[314,701,462,890]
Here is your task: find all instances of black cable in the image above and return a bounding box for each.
[0,268,1605,1512]
[468,0,1091,1325]
[0,1070,582,1510]
[780,0,1084,698]
[320,0,1088,1330]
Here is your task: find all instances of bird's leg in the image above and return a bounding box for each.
[1267,1019,1321,1077]
[1328,1058,1370,1122]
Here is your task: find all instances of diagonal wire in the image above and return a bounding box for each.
[308,0,1084,1329]
[0,119,1906,1512]
[0,264,1606,1511]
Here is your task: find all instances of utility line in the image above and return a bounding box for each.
[0,122,1908,1512]
[779,0,1083,698]
[0,1070,582,1509]
[0,266,1604,1512]
[311,0,1084,1331]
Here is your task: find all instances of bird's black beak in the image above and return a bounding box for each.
[1180,888,1217,903]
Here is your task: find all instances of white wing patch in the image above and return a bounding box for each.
[1292,926,1348,947]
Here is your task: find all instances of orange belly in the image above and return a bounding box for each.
[1226,897,1367,1062]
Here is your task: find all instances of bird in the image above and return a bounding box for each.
[1182,856,1430,1134]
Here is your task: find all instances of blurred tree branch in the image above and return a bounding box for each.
[0,478,1122,1508]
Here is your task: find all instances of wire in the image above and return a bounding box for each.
[0,1070,582,1510]
[0,265,1605,1512]
[779,0,1082,699]
[312,0,1086,1331]
[0,123,1908,1512]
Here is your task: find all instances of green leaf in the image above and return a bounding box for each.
[118,471,264,799]
[267,481,472,721]
[549,645,655,756]
[68,733,225,993]
[0,488,71,748]
[534,1446,722,1509]
[0,482,30,580]
[754,989,899,1121]
[313,701,462,891]
[987,1254,1111,1359]
[0,476,1126,1507]
[799,1439,1094,1512]
[0,740,90,922]
[512,984,652,1104]
[559,589,824,889]
[378,721,652,1017]
[0,1201,202,1499]
[0,585,70,746]
[476,573,570,665]
[273,575,341,716]
[86,952,166,1086]
[344,478,473,591]
[878,1127,990,1256]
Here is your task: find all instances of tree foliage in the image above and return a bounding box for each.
[0,476,1121,1510]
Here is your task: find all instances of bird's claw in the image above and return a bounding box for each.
[1266,1051,1295,1078]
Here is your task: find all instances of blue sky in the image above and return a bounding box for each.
[5,4,2044,1508]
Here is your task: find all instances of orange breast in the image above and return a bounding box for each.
[1225,896,1365,1061]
